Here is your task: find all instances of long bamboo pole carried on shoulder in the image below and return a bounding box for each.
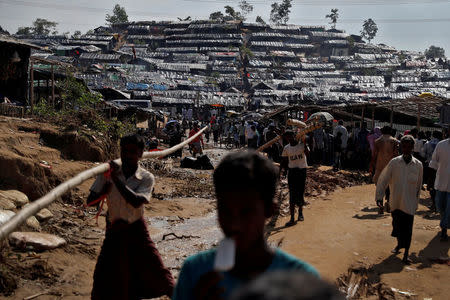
[0,126,208,241]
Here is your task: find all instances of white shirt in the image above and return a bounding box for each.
[429,139,450,192]
[282,142,308,169]
[422,138,440,163]
[376,156,423,215]
[333,125,348,149]
[90,166,155,224]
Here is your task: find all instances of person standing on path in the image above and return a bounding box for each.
[333,120,348,170]
[89,134,174,299]
[189,122,204,157]
[375,135,423,264]
[429,127,450,242]
[370,126,399,213]
[281,130,309,226]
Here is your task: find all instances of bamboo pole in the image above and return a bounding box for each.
[0,126,208,241]
[417,104,421,130]
[51,65,55,108]
[30,63,34,115]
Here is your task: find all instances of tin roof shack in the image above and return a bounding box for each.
[0,34,42,104]
[321,39,349,57]
[78,53,128,68]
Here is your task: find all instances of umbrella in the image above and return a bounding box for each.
[165,120,179,127]
[308,112,334,123]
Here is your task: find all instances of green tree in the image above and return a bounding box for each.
[0,26,10,35]
[239,0,254,20]
[86,29,94,35]
[360,18,378,43]
[326,8,339,29]
[72,30,82,38]
[106,4,129,25]
[425,45,445,59]
[16,26,33,35]
[32,18,58,35]
[225,5,243,21]
[270,0,293,25]
[210,11,225,22]
[256,16,266,25]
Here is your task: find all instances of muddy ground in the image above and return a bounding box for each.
[0,116,448,300]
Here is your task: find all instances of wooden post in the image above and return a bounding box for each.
[30,63,34,115]
[390,105,394,127]
[37,77,40,104]
[417,104,421,130]
[51,65,55,108]
[371,106,375,129]
[46,79,49,102]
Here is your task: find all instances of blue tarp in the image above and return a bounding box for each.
[126,82,150,91]
[152,84,168,91]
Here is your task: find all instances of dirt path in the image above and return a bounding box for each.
[269,184,449,299]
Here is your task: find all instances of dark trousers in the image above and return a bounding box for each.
[288,168,307,207]
[92,218,174,300]
[391,210,414,250]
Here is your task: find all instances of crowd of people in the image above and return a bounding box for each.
[86,110,449,299]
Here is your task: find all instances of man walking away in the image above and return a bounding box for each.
[375,135,423,264]
[333,120,348,170]
[370,126,399,213]
[422,131,442,211]
[430,127,450,241]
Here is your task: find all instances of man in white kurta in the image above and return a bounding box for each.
[375,135,423,264]
[429,128,450,242]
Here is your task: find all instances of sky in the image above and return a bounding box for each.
[1,0,450,55]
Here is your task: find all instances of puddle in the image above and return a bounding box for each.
[147,212,222,276]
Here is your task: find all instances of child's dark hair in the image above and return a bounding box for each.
[120,134,145,150]
[213,151,278,211]
[381,126,392,135]
[231,272,345,300]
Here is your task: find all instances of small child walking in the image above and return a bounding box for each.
[281,130,309,226]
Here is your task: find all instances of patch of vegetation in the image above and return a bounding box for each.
[32,75,135,141]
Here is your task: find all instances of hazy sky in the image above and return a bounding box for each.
[1,0,449,54]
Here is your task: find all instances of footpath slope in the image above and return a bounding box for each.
[270,185,449,299]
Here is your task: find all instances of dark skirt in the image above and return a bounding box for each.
[288,168,307,207]
[91,218,174,300]
[391,209,414,250]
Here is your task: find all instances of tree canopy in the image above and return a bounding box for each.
[256,16,266,25]
[239,0,254,20]
[360,18,378,43]
[106,4,129,25]
[72,30,82,38]
[0,26,10,35]
[209,11,226,22]
[326,8,339,29]
[16,18,57,36]
[425,45,445,59]
[209,1,253,22]
[270,0,293,25]
[16,27,32,35]
[32,18,58,35]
